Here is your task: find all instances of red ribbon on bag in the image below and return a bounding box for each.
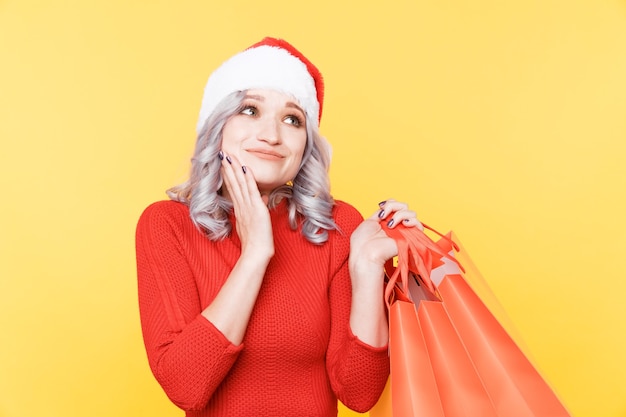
[382,221,464,307]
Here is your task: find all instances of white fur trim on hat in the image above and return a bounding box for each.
[196,45,319,134]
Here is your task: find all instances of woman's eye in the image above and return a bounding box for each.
[241,106,257,116]
[284,115,302,126]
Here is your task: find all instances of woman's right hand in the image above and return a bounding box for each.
[201,152,274,345]
[219,151,274,260]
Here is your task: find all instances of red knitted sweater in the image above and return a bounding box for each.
[136,199,390,416]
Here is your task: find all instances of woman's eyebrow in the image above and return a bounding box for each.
[243,94,263,101]
[243,94,304,114]
[286,102,305,114]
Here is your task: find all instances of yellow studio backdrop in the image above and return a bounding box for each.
[1,1,625,416]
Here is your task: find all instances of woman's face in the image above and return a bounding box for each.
[221,89,308,195]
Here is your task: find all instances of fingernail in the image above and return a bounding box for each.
[387,219,395,227]
[242,166,247,174]
[378,210,385,219]
[218,151,224,160]
[378,200,386,207]
[225,156,232,164]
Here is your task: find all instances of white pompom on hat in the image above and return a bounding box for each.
[196,37,324,134]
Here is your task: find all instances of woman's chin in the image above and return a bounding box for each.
[247,169,291,193]
[255,181,283,195]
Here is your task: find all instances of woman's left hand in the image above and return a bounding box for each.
[348,199,422,347]
[349,199,422,278]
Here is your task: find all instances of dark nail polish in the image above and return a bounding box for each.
[226,156,232,164]
[387,219,395,228]
[242,166,247,174]
[218,151,224,160]
[378,200,386,207]
[378,210,385,219]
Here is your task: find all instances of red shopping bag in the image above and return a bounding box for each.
[370,223,571,417]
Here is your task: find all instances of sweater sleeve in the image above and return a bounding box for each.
[325,202,390,412]
[135,201,243,411]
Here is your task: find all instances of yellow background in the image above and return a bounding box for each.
[1,1,625,416]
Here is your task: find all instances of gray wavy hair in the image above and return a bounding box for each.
[167,90,337,244]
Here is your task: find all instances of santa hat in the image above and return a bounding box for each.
[196,37,324,134]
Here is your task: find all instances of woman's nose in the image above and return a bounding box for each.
[256,116,280,144]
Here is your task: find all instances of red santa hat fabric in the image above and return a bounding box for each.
[196,37,324,134]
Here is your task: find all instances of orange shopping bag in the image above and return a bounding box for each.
[370,222,571,417]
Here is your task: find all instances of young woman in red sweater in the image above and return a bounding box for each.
[136,37,422,416]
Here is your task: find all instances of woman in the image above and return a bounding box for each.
[136,37,421,417]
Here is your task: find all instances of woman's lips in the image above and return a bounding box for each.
[246,149,283,160]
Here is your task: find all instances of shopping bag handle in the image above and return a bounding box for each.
[381,221,464,308]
